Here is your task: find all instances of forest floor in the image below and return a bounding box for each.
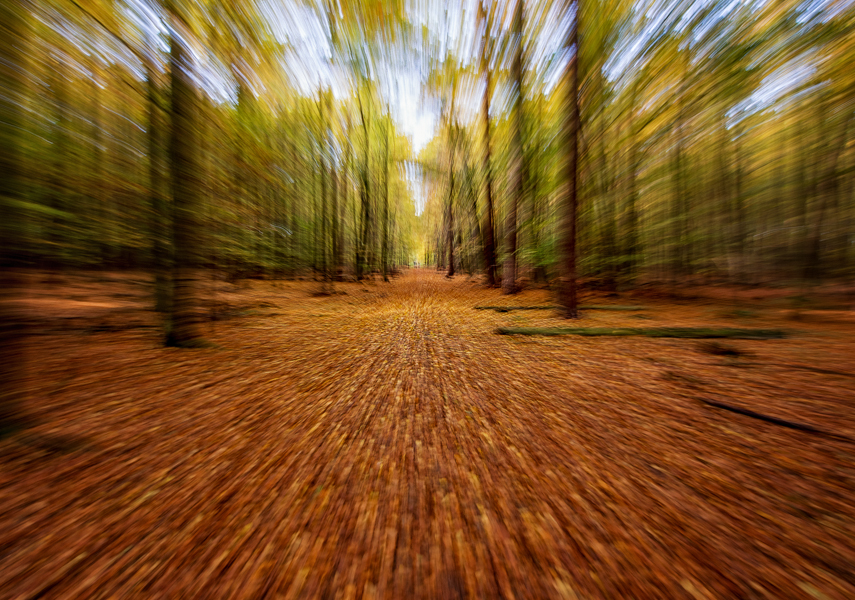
[1,268,855,599]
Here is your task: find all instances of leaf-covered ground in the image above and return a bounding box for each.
[2,269,854,599]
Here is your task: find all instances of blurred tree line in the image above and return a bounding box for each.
[420,0,855,300]
[0,0,420,347]
[2,0,854,347]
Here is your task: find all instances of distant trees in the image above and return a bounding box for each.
[1,0,419,349]
[3,0,855,348]
[418,0,855,301]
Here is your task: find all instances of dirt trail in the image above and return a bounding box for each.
[1,269,854,599]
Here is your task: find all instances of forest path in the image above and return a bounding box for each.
[1,269,854,599]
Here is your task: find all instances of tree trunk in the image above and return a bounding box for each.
[0,0,29,433]
[339,119,349,280]
[312,142,320,276]
[382,118,390,281]
[319,91,330,291]
[672,49,693,282]
[624,94,641,281]
[597,86,616,290]
[502,0,524,295]
[357,92,371,280]
[559,0,580,318]
[166,29,204,347]
[145,45,171,313]
[332,153,340,281]
[48,64,70,271]
[479,0,498,286]
[91,67,109,266]
[446,126,457,277]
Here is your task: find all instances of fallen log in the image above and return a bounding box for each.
[496,327,787,339]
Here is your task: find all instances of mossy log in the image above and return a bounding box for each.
[496,327,787,339]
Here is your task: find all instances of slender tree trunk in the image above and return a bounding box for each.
[469,166,484,274]
[672,49,692,282]
[357,92,371,280]
[624,98,641,281]
[340,122,349,280]
[319,92,329,290]
[437,229,445,270]
[446,126,457,277]
[502,0,524,294]
[346,112,358,279]
[597,88,616,290]
[479,0,498,286]
[166,29,204,346]
[559,0,580,317]
[48,65,70,271]
[285,137,296,277]
[91,67,109,267]
[146,48,170,313]
[530,95,545,283]
[312,144,319,276]
[332,154,340,281]
[321,145,329,285]
[382,118,390,281]
[732,129,747,282]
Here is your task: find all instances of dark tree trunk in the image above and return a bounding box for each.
[332,156,340,281]
[357,92,371,280]
[339,119,349,280]
[502,0,524,294]
[0,0,29,434]
[91,69,109,266]
[145,46,171,313]
[312,145,320,276]
[479,0,498,286]
[319,92,329,290]
[559,0,580,318]
[48,65,70,271]
[446,127,457,278]
[468,165,483,275]
[382,119,390,282]
[624,104,641,281]
[166,29,204,346]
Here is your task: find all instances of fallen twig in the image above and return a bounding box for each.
[695,397,855,444]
